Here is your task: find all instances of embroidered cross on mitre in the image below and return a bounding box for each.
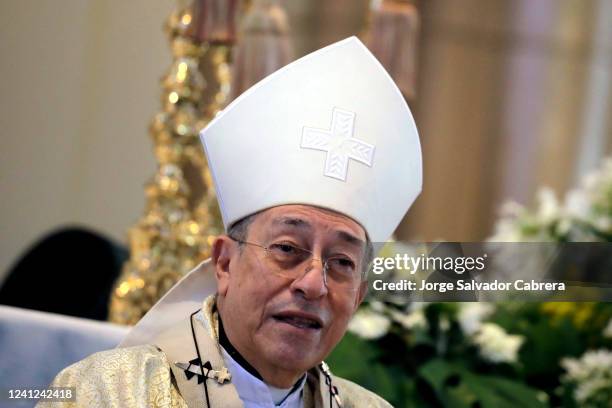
[301,107,375,182]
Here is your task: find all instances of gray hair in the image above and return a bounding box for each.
[227,213,257,243]
[227,213,374,281]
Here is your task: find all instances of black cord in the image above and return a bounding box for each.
[320,363,342,408]
[190,309,212,408]
[322,364,334,407]
[190,309,339,407]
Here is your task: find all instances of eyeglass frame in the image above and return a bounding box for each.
[227,235,364,292]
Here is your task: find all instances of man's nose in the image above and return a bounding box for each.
[290,258,329,299]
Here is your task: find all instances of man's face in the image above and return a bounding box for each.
[213,205,367,384]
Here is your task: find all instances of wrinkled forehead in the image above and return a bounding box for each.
[251,204,368,244]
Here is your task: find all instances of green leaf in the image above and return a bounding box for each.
[462,374,547,408]
[327,333,407,404]
[418,359,456,394]
[418,359,548,408]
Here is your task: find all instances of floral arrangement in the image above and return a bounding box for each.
[490,158,612,242]
[328,158,612,407]
[561,349,612,407]
[329,300,612,407]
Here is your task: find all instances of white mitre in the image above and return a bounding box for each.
[121,36,421,347]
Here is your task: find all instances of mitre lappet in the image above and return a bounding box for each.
[121,36,422,347]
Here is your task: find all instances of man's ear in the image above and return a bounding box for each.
[211,235,235,296]
[353,280,368,312]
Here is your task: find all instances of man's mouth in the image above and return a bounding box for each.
[272,312,323,330]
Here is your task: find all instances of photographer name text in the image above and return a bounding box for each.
[372,279,566,292]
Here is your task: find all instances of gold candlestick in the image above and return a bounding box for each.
[109,1,239,325]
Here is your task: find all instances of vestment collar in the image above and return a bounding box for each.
[153,294,341,408]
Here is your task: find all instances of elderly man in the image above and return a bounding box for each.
[40,37,421,407]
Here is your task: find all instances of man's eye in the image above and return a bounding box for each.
[268,243,307,265]
[275,243,296,253]
[269,243,300,256]
[328,257,356,273]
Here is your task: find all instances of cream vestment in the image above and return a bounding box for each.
[39,296,391,408]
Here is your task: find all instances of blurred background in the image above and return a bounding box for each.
[0,0,610,274]
[1,1,612,406]
[2,0,612,283]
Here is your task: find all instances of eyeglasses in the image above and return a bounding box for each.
[228,236,362,293]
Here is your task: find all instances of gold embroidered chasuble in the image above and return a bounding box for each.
[38,296,391,407]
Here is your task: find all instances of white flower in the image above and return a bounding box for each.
[561,349,612,405]
[583,170,600,191]
[409,302,428,312]
[369,300,386,313]
[348,309,390,340]
[490,155,612,243]
[575,377,610,405]
[593,216,611,232]
[565,189,590,220]
[536,391,549,404]
[439,316,450,332]
[603,318,612,338]
[489,202,526,242]
[563,350,612,380]
[472,323,524,364]
[458,303,495,335]
[536,188,562,225]
[390,309,427,330]
[500,201,526,219]
[488,219,523,242]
